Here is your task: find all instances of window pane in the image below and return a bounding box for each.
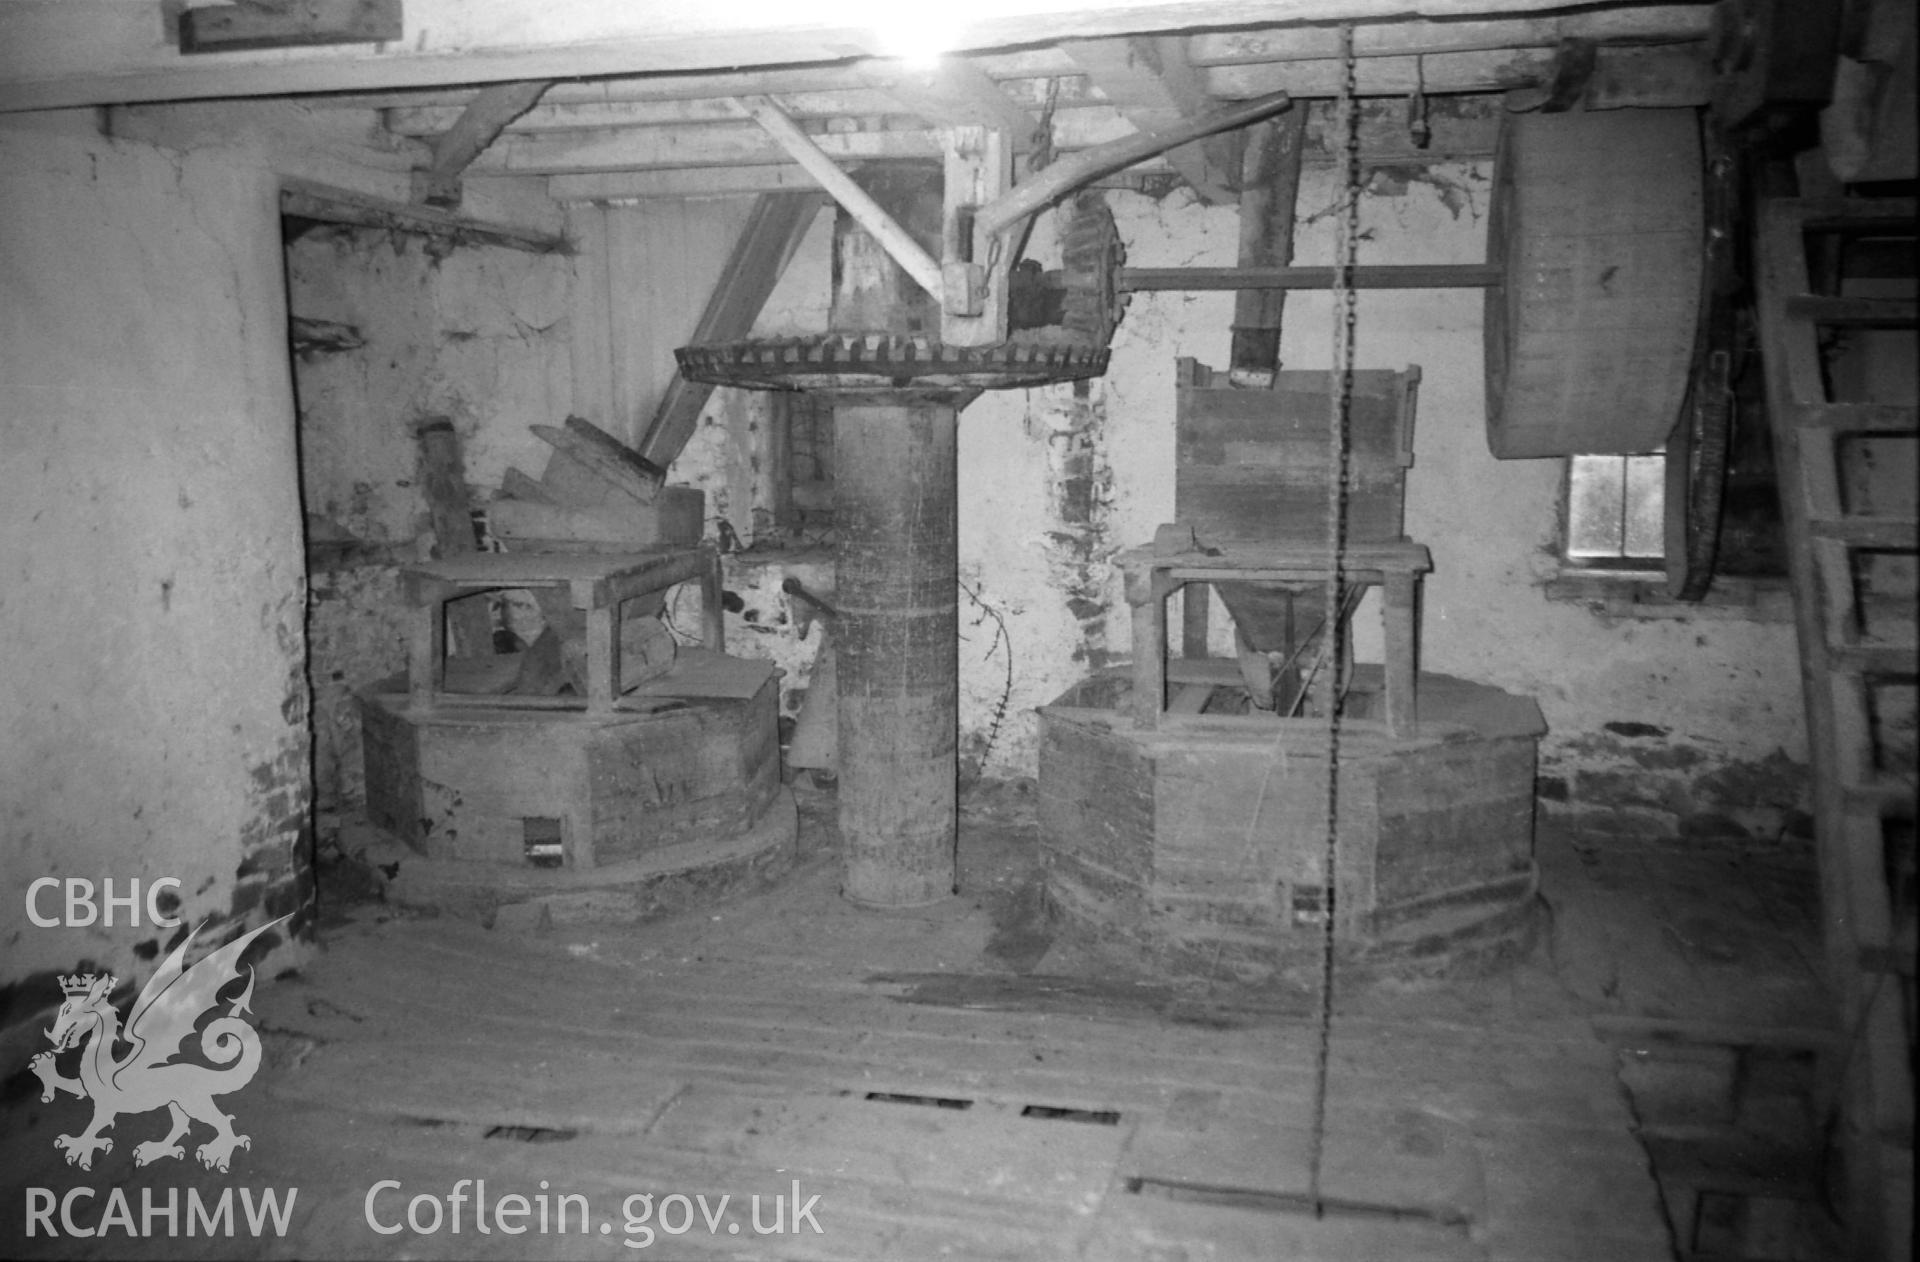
[1623,454,1665,558]
[1567,454,1626,558]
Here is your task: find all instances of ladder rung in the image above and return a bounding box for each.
[1798,402,1920,432]
[1860,944,1915,978]
[1782,197,1918,232]
[1809,516,1920,548]
[1829,642,1920,675]
[1845,778,1918,818]
[1785,294,1917,326]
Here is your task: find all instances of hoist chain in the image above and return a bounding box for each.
[1306,21,1361,1217]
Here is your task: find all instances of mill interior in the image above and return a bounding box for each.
[0,1,1914,1259]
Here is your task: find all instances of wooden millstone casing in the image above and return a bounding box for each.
[360,673,781,870]
[1037,668,1547,981]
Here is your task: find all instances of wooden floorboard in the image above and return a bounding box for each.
[233,914,1671,1262]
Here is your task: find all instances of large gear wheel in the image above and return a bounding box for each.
[676,334,1109,393]
[1059,192,1129,349]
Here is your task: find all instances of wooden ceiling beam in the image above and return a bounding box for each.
[281,179,569,254]
[386,90,906,137]
[1188,5,1712,63]
[861,59,1037,139]
[0,0,1710,114]
[1205,43,1708,100]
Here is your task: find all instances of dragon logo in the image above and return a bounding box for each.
[29,915,289,1173]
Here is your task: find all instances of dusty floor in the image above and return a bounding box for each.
[3,779,1837,1260]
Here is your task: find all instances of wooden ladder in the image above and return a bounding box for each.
[1755,196,1916,1262]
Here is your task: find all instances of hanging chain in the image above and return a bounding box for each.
[1307,21,1361,1218]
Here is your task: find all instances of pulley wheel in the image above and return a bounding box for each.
[1485,109,1705,459]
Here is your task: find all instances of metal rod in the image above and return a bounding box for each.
[1044,263,1503,291]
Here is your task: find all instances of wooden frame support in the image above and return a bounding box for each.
[736,88,1294,347]
[280,178,569,255]
[637,190,824,469]
[418,79,554,209]
[973,90,1293,239]
[735,94,946,298]
[1060,35,1238,204]
[939,125,1015,347]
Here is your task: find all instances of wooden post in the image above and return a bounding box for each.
[414,419,494,658]
[701,547,726,652]
[638,191,822,469]
[938,125,1014,347]
[1127,565,1169,728]
[584,602,619,714]
[409,583,448,712]
[835,399,960,906]
[1181,582,1210,659]
[1383,569,1419,737]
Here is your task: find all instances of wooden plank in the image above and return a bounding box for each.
[1808,515,1919,548]
[1167,682,1213,715]
[497,465,552,503]
[1802,402,1919,431]
[179,0,402,54]
[1786,294,1919,326]
[1189,7,1711,62]
[531,415,665,505]
[488,490,705,547]
[1205,43,1708,101]
[279,177,568,254]
[551,164,836,200]
[636,190,823,469]
[4,1,1651,113]
[861,59,1034,138]
[1085,1188,1483,1262]
[631,650,773,700]
[388,89,905,135]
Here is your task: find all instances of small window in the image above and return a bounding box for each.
[1566,453,1665,565]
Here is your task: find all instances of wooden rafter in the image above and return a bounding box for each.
[637,191,825,469]
[862,60,1036,140]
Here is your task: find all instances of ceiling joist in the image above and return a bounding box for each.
[861,60,1037,141]
[0,0,1712,114]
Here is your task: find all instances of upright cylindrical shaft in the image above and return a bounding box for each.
[833,398,959,905]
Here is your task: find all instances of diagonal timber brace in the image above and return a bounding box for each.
[734,87,1294,345]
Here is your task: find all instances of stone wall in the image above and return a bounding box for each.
[286,226,575,812]
[0,115,312,1015]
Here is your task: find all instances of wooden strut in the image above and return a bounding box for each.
[735,88,1296,332]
